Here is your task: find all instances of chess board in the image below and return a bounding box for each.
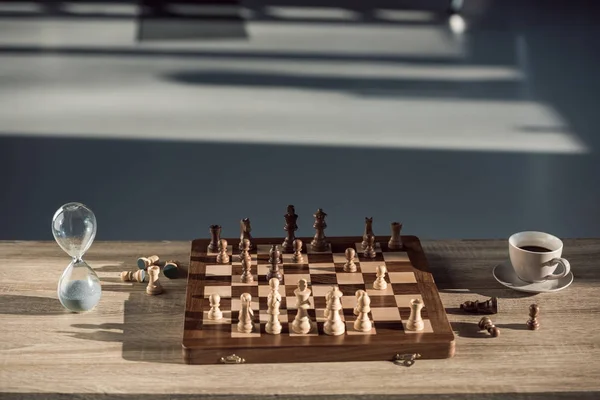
[182,235,455,364]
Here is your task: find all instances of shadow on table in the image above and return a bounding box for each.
[0,295,67,315]
[1,392,599,400]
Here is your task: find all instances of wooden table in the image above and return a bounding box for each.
[1,239,599,399]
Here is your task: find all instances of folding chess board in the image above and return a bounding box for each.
[182,235,455,364]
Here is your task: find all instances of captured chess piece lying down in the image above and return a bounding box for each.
[478,317,500,337]
[460,297,498,314]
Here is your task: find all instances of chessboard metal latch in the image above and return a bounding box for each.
[393,353,421,367]
[219,354,246,364]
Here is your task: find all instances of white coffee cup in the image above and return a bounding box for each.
[508,231,571,283]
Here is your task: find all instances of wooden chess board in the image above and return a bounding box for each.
[182,235,455,364]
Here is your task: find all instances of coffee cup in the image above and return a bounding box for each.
[508,231,571,283]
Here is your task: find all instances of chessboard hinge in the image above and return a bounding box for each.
[219,354,246,364]
[393,353,421,367]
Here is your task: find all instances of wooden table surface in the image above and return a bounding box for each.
[1,239,599,400]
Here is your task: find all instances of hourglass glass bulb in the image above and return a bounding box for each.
[58,259,102,312]
[52,202,97,259]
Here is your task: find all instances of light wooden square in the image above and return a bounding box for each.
[231,323,261,338]
[404,319,434,334]
[365,283,394,296]
[388,272,417,284]
[371,307,401,321]
[383,252,410,262]
[202,311,232,324]
[311,285,334,297]
[346,321,376,335]
[203,286,232,298]
[314,308,345,322]
[205,264,232,276]
[335,273,365,285]
[359,262,381,273]
[341,294,359,309]
[309,263,335,274]
[395,294,423,308]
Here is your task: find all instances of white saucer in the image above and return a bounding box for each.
[492,260,574,293]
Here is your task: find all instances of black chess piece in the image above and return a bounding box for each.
[282,205,298,253]
[527,304,540,330]
[310,208,328,252]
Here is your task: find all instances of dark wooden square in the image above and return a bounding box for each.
[308,254,334,263]
[337,283,366,296]
[357,252,385,263]
[203,275,232,286]
[310,274,337,285]
[283,263,310,273]
[398,307,429,319]
[368,295,397,308]
[334,262,361,273]
[391,283,420,295]
[231,286,259,298]
[385,261,414,273]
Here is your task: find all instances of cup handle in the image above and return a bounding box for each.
[542,258,571,280]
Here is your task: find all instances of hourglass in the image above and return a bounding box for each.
[52,202,101,312]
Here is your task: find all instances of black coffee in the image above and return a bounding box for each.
[519,245,552,253]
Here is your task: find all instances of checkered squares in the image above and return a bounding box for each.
[197,240,433,338]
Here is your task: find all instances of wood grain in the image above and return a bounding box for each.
[1,239,599,399]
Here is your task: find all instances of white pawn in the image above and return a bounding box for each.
[353,289,366,316]
[373,265,388,290]
[237,293,254,333]
[291,239,304,263]
[343,248,357,272]
[266,278,282,335]
[324,286,345,336]
[353,292,372,332]
[216,239,230,264]
[208,293,223,320]
[292,279,312,334]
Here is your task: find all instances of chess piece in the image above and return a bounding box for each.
[344,248,357,272]
[268,244,283,265]
[146,265,163,295]
[527,304,540,330]
[324,286,345,336]
[120,269,146,283]
[479,316,500,337]
[282,205,298,253]
[388,222,403,250]
[362,217,374,249]
[354,292,372,332]
[137,255,159,270]
[292,279,312,334]
[239,218,254,251]
[460,297,498,315]
[216,239,230,264]
[324,287,335,318]
[363,234,376,258]
[208,293,223,320]
[291,239,304,263]
[240,252,253,283]
[406,298,424,331]
[267,245,283,283]
[237,293,254,333]
[208,224,221,253]
[239,238,250,261]
[162,260,180,279]
[353,289,366,315]
[310,208,328,252]
[373,265,388,290]
[266,278,282,334]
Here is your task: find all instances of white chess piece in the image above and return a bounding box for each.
[353,290,366,316]
[373,265,388,290]
[292,279,312,334]
[237,293,254,333]
[266,278,282,334]
[324,286,335,318]
[324,286,345,336]
[353,292,372,332]
[406,298,425,331]
[216,239,230,264]
[344,248,357,272]
[208,293,223,320]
